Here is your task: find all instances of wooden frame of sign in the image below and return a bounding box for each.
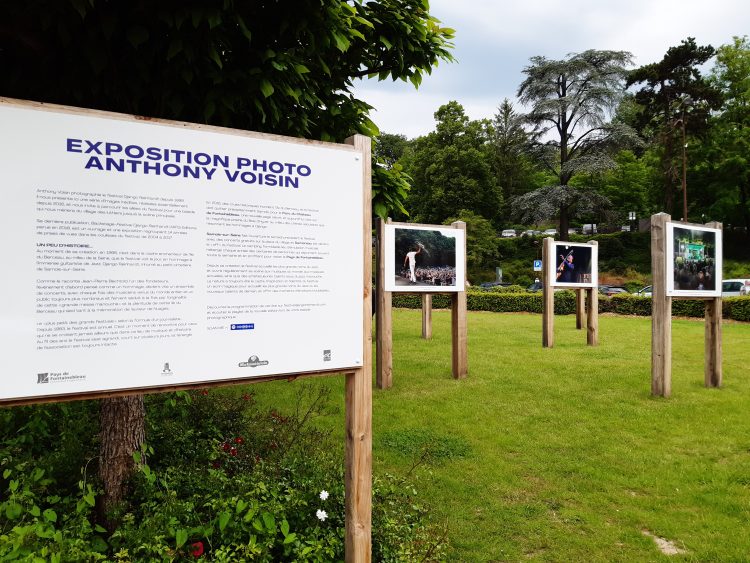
[542,237,599,348]
[0,98,373,562]
[650,212,722,397]
[375,218,467,389]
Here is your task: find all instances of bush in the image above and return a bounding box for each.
[0,387,449,561]
[391,290,750,322]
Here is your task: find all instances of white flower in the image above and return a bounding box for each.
[319,490,329,501]
[316,509,328,521]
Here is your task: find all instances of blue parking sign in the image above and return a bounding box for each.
[533,259,542,272]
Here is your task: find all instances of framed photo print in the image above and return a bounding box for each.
[666,222,722,297]
[548,241,598,288]
[384,224,465,292]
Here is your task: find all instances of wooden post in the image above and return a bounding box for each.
[376,217,393,390]
[704,220,723,388]
[421,294,432,340]
[542,237,554,348]
[705,297,722,387]
[451,221,468,379]
[344,134,372,562]
[575,289,585,329]
[586,241,599,346]
[651,213,672,397]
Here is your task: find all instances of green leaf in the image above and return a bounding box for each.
[294,64,310,75]
[236,499,248,514]
[379,36,393,50]
[2,469,10,479]
[176,529,188,548]
[332,31,351,52]
[126,26,149,48]
[132,450,142,464]
[167,39,183,61]
[283,532,297,544]
[219,511,231,531]
[5,502,22,519]
[280,519,290,537]
[31,505,41,517]
[209,48,223,69]
[43,509,57,522]
[95,524,107,533]
[261,511,275,531]
[259,79,275,98]
[9,479,19,492]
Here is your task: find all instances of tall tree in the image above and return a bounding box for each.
[626,38,722,218]
[691,36,750,234]
[513,49,638,239]
[402,101,501,225]
[0,0,454,521]
[490,99,537,214]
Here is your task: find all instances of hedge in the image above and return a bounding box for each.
[390,291,750,322]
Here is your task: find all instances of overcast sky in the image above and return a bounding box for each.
[354,0,750,139]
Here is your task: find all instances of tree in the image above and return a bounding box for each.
[0,0,454,521]
[513,49,638,239]
[696,36,750,234]
[402,101,502,224]
[444,210,499,275]
[626,38,723,218]
[489,99,538,215]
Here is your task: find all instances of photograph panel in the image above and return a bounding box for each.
[668,224,721,296]
[549,242,597,287]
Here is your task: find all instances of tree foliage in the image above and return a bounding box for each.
[514,49,638,238]
[626,38,723,216]
[443,210,499,274]
[401,101,501,225]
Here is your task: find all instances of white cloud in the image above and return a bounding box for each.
[355,0,750,138]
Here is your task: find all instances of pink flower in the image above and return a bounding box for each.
[234,436,245,445]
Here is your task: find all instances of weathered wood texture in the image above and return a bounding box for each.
[587,241,599,346]
[344,134,372,562]
[576,289,585,330]
[651,213,672,397]
[704,220,723,388]
[421,294,433,340]
[451,221,468,379]
[376,218,393,389]
[542,237,555,348]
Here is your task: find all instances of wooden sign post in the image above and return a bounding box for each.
[542,238,599,348]
[375,219,467,388]
[651,213,722,397]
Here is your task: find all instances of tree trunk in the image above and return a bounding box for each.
[559,205,570,241]
[99,395,145,527]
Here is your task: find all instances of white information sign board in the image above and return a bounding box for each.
[0,101,364,402]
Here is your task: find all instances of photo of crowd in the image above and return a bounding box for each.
[551,242,595,287]
[671,226,718,292]
[390,226,459,290]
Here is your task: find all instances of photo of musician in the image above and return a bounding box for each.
[672,226,717,291]
[393,227,457,288]
[552,243,593,286]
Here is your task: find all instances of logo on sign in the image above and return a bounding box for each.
[162,362,173,375]
[239,355,269,368]
[37,373,49,384]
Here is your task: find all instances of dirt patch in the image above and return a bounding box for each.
[642,529,687,556]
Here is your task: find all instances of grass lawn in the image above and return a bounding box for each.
[246,310,750,561]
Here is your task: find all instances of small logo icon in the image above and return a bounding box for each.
[37,373,49,384]
[162,362,172,375]
[323,350,332,362]
[239,355,269,368]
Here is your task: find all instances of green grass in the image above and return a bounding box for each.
[243,311,750,561]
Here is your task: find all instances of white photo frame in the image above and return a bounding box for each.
[547,241,598,288]
[384,224,465,292]
[665,222,722,297]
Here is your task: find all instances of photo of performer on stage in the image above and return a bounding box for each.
[391,227,458,289]
[551,242,595,287]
